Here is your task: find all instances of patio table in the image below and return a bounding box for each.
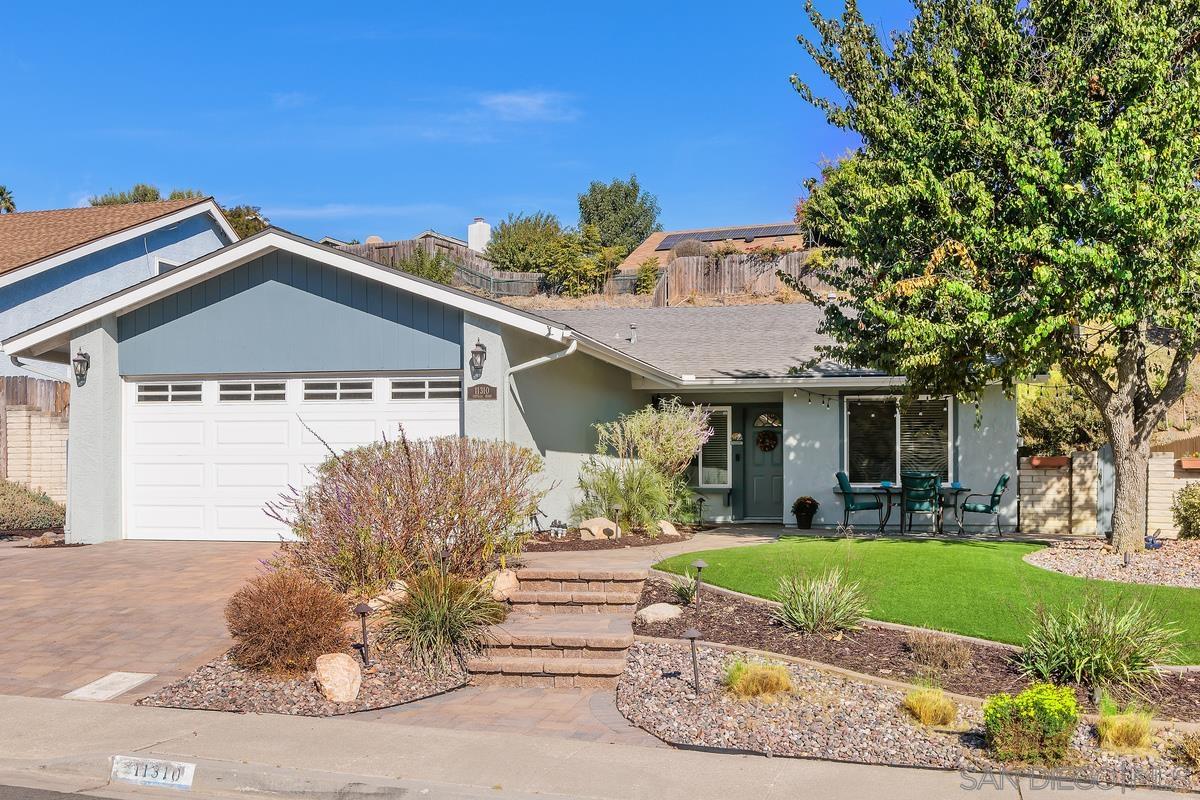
[833,483,972,533]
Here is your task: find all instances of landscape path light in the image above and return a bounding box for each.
[690,559,708,609]
[684,627,702,694]
[354,603,373,666]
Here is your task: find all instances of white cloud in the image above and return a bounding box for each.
[265,202,459,220]
[271,91,311,110]
[476,90,579,123]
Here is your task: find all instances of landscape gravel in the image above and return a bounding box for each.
[1025,539,1200,589]
[617,641,1200,791]
[139,646,465,716]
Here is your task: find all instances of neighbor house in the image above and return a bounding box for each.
[1,228,1017,543]
[618,222,806,271]
[0,198,238,379]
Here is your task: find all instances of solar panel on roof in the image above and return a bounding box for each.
[655,223,801,251]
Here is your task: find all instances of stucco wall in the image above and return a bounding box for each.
[65,316,122,543]
[783,385,1018,531]
[461,314,644,525]
[0,214,229,379]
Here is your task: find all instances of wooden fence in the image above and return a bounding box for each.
[1153,434,1200,458]
[650,251,836,307]
[0,376,70,495]
[340,239,545,297]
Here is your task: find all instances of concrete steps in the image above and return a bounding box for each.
[466,567,646,688]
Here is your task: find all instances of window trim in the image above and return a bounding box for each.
[135,382,203,404]
[301,378,374,402]
[842,395,954,485]
[390,375,463,401]
[154,256,181,275]
[697,405,733,489]
[218,380,287,403]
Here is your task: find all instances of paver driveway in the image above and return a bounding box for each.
[0,539,275,700]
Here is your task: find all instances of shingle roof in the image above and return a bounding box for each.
[0,197,211,275]
[544,304,882,379]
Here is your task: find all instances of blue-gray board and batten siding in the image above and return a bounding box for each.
[117,250,463,376]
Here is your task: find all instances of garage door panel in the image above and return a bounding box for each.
[125,375,461,541]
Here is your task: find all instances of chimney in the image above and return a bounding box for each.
[468,217,492,253]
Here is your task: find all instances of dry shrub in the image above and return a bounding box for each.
[1097,694,1153,752]
[904,630,973,675]
[903,687,957,726]
[269,429,546,597]
[0,479,65,530]
[225,571,350,674]
[1177,733,1200,771]
[723,658,794,700]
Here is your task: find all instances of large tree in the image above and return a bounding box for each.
[793,0,1200,552]
[577,174,662,257]
[222,205,270,238]
[0,185,14,213]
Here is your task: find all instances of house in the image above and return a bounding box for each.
[618,222,806,271]
[0,198,238,379]
[1,228,1017,543]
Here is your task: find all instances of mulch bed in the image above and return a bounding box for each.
[618,641,1200,792]
[138,646,465,717]
[523,528,695,552]
[634,578,1200,722]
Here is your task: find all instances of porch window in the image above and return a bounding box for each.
[844,397,951,483]
[697,406,732,488]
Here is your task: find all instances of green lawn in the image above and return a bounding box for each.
[656,537,1200,664]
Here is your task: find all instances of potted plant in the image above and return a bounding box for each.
[1179,452,1200,470]
[792,496,819,529]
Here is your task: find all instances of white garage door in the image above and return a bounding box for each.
[123,374,462,541]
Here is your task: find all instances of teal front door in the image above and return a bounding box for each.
[744,405,784,519]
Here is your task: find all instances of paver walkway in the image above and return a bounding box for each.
[0,539,275,699]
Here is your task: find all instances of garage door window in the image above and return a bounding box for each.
[391,376,462,400]
[302,379,373,401]
[219,381,286,402]
[136,383,202,403]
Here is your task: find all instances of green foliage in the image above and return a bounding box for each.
[1018,375,1107,457]
[793,0,1200,552]
[773,568,868,634]
[983,683,1079,764]
[89,183,168,205]
[379,567,506,673]
[1171,483,1200,539]
[0,185,15,213]
[722,657,794,700]
[484,212,570,275]
[222,204,270,238]
[635,257,660,294]
[1096,693,1153,752]
[573,457,672,533]
[225,570,350,674]
[1020,598,1180,688]
[577,174,662,257]
[392,248,455,285]
[0,480,65,530]
[671,569,698,605]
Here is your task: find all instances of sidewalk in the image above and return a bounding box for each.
[0,694,1185,800]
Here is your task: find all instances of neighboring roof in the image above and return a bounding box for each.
[0,197,223,276]
[654,222,802,252]
[545,305,883,380]
[415,229,469,247]
[318,236,349,247]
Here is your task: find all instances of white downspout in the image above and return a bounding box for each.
[502,334,579,443]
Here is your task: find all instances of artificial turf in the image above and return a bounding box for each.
[656,537,1200,664]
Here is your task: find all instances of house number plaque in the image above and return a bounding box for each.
[467,383,498,401]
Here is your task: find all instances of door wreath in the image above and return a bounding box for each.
[756,430,779,452]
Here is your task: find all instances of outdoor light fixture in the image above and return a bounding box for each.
[690,559,708,609]
[354,603,373,666]
[612,504,622,537]
[71,350,90,386]
[684,628,702,694]
[469,340,487,376]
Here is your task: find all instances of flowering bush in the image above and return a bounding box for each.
[982,683,1079,764]
[269,429,545,597]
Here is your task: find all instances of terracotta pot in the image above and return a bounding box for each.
[1178,458,1200,470]
[1029,455,1071,469]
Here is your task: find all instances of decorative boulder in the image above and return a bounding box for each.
[579,517,620,540]
[367,579,408,611]
[636,602,683,624]
[656,520,679,538]
[484,568,520,601]
[314,653,362,703]
[28,532,63,548]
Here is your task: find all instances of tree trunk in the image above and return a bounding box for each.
[1106,411,1150,554]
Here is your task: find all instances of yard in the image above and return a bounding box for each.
[656,537,1200,664]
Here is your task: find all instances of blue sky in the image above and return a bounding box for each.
[1,1,912,242]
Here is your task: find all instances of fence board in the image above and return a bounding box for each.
[341,240,545,297]
[650,251,835,307]
[1153,434,1200,458]
[0,376,70,481]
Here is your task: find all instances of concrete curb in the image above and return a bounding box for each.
[648,568,1200,672]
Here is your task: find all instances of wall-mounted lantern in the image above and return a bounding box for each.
[72,350,90,386]
[469,340,487,378]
